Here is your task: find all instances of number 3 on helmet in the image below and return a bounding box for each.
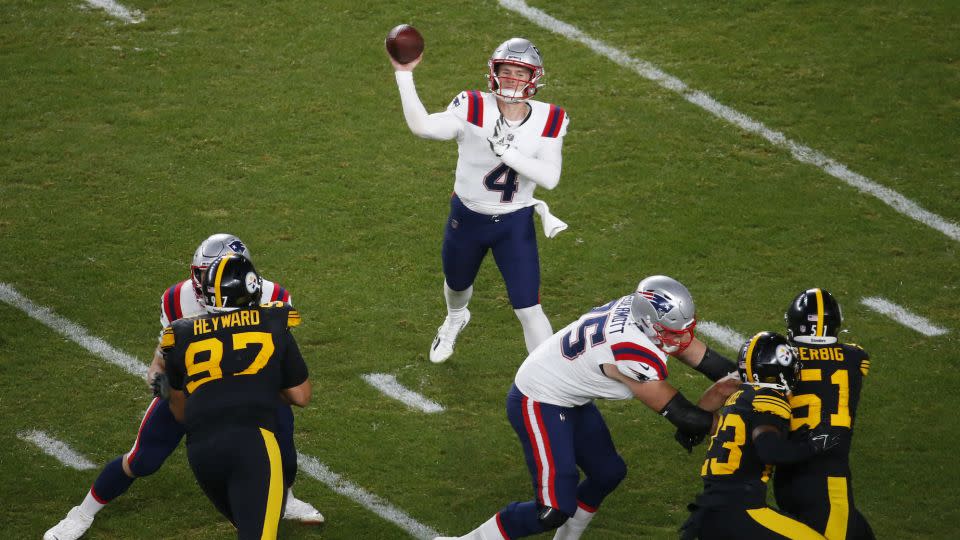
[738,331,800,392]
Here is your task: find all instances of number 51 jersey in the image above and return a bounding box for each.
[161,302,308,435]
[515,294,669,407]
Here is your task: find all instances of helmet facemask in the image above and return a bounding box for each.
[488,60,542,103]
[630,275,697,355]
[487,38,544,103]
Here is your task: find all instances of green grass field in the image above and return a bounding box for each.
[2,0,958,538]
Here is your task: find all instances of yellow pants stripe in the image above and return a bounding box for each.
[825,476,850,540]
[259,427,284,540]
[746,507,825,539]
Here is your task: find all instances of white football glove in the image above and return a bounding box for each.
[487,115,512,157]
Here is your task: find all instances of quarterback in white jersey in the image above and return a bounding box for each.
[436,276,740,540]
[44,234,321,540]
[391,37,568,364]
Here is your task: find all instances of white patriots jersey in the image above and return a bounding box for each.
[158,278,291,328]
[446,90,568,214]
[514,295,669,407]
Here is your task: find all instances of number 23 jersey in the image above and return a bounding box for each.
[161,303,308,434]
[515,294,669,407]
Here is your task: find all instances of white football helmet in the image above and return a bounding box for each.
[487,37,544,103]
[190,233,251,300]
[630,275,697,354]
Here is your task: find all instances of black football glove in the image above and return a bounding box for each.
[807,425,840,454]
[151,372,171,399]
[675,428,707,454]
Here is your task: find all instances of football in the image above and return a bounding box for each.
[385,24,424,64]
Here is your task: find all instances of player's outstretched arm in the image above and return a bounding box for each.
[392,54,461,141]
[696,373,741,413]
[675,338,738,382]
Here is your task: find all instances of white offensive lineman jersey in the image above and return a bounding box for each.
[159,278,291,328]
[445,90,568,214]
[515,295,669,407]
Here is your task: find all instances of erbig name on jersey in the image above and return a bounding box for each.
[447,90,568,214]
[515,295,670,407]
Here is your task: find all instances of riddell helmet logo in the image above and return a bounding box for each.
[228,239,247,254]
[640,291,674,319]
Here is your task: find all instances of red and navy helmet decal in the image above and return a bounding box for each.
[639,290,675,320]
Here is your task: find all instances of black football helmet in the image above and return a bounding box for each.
[737,331,800,392]
[200,253,262,312]
[785,288,843,345]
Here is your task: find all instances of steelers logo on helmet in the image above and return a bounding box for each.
[201,253,262,312]
[774,343,793,366]
[245,271,259,294]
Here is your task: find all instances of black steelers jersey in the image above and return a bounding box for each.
[787,342,869,455]
[161,301,308,435]
[700,385,792,502]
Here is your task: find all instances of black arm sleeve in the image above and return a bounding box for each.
[754,429,815,465]
[695,347,738,382]
[659,392,714,435]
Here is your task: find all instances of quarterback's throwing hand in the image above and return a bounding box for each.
[487,116,511,157]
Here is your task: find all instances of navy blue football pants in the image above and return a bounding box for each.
[89,397,297,503]
[496,384,628,538]
[442,194,541,309]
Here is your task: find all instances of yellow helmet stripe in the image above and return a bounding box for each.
[814,288,825,337]
[213,254,233,308]
[744,332,762,383]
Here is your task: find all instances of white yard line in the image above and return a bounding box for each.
[861,296,948,336]
[498,0,960,243]
[84,0,145,24]
[17,430,96,470]
[0,282,148,379]
[362,373,445,413]
[1,282,439,538]
[298,453,441,539]
[698,320,748,351]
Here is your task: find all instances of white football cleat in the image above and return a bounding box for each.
[282,494,325,524]
[429,309,471,363]
[44,506,94,540]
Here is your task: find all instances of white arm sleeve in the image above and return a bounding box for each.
[395,71,462,140]
[500,136,563,190]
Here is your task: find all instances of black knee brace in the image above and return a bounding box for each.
[538,506,569,529]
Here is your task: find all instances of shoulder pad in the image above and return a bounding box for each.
[610,341,667,381]
[540,104,567,138]
[258,301,301,328]
[160,326,175,350]
[752,390,791,420]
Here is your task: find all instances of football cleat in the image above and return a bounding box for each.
[43,506,94,540]
[429,309,471,363]
[282,494,325,524]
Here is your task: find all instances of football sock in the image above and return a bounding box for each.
[514,304,553,352]
[460,513,508,540]
[85,457,134,513]
[444,282,472,320]
[552,505,595,540]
